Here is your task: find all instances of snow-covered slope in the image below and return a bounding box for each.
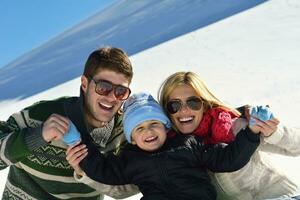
[0,0,267,100]
[0,0,299,199]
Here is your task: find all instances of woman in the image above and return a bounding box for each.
[158,71,300,200]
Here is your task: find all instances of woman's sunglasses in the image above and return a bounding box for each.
[166,96,203,114]
[89,76,131,100]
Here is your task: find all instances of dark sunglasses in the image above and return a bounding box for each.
[166,96,203,114]
[88,76,131,100]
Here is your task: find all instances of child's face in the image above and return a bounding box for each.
[131,120,167,152]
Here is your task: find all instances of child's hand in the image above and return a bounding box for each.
[66,142,88,176]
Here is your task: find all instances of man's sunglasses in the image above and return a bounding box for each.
[166,96,203,114]
[88,76,131,100]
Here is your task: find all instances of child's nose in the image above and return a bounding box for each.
[145,128,154,134]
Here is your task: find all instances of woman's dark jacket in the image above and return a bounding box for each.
[80,127,260,200]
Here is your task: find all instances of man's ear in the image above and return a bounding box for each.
[81,75,88,93]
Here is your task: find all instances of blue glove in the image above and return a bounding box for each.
[250,105,274,126]
[63,122,81,145]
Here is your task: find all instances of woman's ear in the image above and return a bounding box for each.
[81,75,88,93]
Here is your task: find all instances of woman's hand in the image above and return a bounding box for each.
[248,117,280,136]
[244,105,280,136]
[66,142,88,176]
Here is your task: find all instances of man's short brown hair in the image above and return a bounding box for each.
[83,47,133,83]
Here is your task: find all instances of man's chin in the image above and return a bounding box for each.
[97,113,116,123]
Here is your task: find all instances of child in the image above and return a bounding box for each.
[67,92,260,200]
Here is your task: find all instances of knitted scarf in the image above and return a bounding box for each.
[194,107,238,145]
[90,117,115,148]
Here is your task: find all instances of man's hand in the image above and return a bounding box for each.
[42,114,70,142]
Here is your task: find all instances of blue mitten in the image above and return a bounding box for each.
[250,105,274,126]
[63,122,81,145]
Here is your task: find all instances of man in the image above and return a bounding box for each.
[0,47,138,199]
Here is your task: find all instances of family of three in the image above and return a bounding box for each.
[0,46,299,200]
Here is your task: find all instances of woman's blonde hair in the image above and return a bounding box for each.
[158,71,240,118]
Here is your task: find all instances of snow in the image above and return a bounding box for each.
[0,0,299,199]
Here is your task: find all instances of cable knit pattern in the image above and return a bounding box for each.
[194,107,238,145]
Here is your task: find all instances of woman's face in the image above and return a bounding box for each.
[167,84,204,134]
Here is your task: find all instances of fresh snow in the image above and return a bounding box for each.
[0,0,299,199]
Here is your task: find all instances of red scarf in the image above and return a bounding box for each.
[193,107,238,145]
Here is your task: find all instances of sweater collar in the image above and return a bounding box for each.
[89,118,114,148]
[63,89,88,141]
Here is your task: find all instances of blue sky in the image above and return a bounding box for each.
[0,0,116,68]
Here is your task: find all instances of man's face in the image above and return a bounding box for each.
[81,69,130,127]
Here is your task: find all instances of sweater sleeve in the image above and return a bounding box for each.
[74,172,139,198]
[259,125,300,156]
[194,127,260,172]
[0,111,48,168]
[79,139,130,185]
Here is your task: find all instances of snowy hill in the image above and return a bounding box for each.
[0,0,267,100]
[1,0,300,199]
